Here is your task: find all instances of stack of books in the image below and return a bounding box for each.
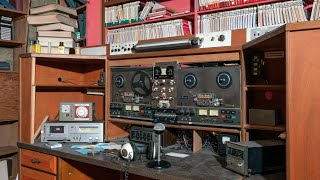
[0,16,12,40]
[27,4,78,54]
[146,2,176,20]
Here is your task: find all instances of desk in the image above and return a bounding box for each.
[17,142,285,180]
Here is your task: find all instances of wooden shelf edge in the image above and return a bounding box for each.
[0,119,18,123]
[109,118,241,134]
[109,45,242,60]
[20,53,106,60]
[106,12,195,30]
[76,4,86,13]
[0,146,19,156]
[0,7,27,19]
[244,124,286,131]
[35,85,105,88]
[105,0,139,7]
[198,0,284,15]
[0,39,24,48]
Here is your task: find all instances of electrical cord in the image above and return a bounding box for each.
[124,154,131,180]
[57,77,99,86]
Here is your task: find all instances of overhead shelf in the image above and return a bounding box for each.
[109,118,241,134]
[0,39,23,48]
[0,7,27,19]
[244,124,286,131]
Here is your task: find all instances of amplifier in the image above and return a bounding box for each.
[130,126,176,147]
[226,140,285,176]
[41,122,104,143]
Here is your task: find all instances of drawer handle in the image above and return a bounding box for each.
[30,159,41,164]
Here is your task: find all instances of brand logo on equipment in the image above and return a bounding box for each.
[74,104,90,120]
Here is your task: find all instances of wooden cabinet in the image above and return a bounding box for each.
[21,167,56,180]
[242,21,320,180]
[19,54,106,143]
[21,149,57,174]
[0,1,30,180]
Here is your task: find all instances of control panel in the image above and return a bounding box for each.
[110,41,137,55]
[110,103,153,121]
[151,62,179,124]
[59,102,95,121]
[196,31,232,48]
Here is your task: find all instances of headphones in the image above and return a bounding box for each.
[120,141,159,161]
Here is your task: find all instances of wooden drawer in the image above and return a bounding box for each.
[21,149,57,174]
[21,167,56,180]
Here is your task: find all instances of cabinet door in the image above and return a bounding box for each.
[21,149,57,174]
[20,167,56,180]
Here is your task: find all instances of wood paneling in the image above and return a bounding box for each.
[0,72,19,120]
[21,167,56,180]
[109,52,240,67]
[287,29,320,180]
[59,158,121,180]
[21,149,57,175]
[20,57,33,143]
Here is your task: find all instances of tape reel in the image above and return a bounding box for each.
[131,71,152,96]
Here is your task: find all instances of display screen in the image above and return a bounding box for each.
[132,106,140,111]
[209,110,219,117]
[161,68,167,75]
[50,126,64,133]
[198,109,208,116]
[79,126,99,133]
[125,105,132,111]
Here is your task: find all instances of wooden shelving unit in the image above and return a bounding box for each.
[20,53,106,144]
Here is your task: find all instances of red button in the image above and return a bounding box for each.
[140,110,144,113]
[221,115,226,119]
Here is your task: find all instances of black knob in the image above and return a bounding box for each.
[189,110,196,116]
[218,35,225,41]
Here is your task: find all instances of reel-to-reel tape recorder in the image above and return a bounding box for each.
[110,62,241,127]
[110,67,154,121]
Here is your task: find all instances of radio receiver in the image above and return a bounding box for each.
[110,67,154,121]
[176,65,241,127]
[59,102,95,121]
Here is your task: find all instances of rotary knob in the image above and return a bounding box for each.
[218,35,225,42]
[76,106,88,117]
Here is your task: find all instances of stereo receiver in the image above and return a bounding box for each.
[41,122,104,143]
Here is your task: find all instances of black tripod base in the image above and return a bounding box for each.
[146,160,171,169]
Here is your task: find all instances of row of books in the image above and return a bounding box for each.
[198,0,272,11]
[105,1,178,27]
[199,0,307,33]
[257,1,307,27]
[0,16,12,40]
[311,0,320,21]
[106,19,192,44]
[105,1,140,27]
